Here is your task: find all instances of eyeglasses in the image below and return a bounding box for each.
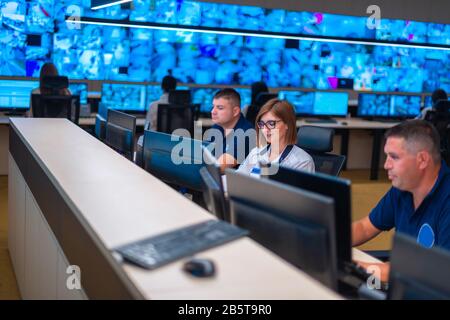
[257,120,282,129]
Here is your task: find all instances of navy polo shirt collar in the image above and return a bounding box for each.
[405,161,450,216]
[215,113,248,135]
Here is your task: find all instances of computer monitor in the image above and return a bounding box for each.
[199,146,229,221]
[388,233,450,300]
[69,83,88,105]
[267,166,352,274]
[0,80,38,111]
[226,170,338,289]
[278,91,315,115]
[101,83,147,113]
[358,93,422,119]
[312,92,349,117]
[143,130,213,191]
[105,109,136,160]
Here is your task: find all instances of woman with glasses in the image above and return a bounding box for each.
[237,98,315,175]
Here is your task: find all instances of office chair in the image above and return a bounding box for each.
[425,100,450,166]
[157,103,194,136]
[31,76,80,124]
[104,109,136,161]
[168,90,191,105]
[297,126,346,176]
[245,93,278,126]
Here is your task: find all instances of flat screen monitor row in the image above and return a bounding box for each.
[0,79,438,119]
[0,80,88,109]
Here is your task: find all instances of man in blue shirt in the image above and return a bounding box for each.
[352,120,450,282]
[205,88,255,172]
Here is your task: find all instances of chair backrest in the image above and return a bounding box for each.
[157,103,194,136]
[309,153,346,177]
[168,90,191,105]
[297,126,334,153]
[31,94,80,124]
[297,126,346,176]
[105,109,136,160]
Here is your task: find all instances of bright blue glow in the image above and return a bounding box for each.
[313,92,348,116]
[69,83,88,105]
[101,83,147,111]
[0,79,38,109]
[0,0,449,95]
[278,91,315,115]
[358,93,422,118]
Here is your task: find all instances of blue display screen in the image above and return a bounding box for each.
[278,91,315,115]
[0,0,449,95]
[358,94,421,118]
[69,83,88,105]
[101,83,147,112]
[313,92,349,116]
[0,79,38,109]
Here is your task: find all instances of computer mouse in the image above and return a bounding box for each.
[341,121,348,125]
[183,258,216,277]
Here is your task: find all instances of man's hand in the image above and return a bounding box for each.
[217,153,238,173]
[355,260,391,283]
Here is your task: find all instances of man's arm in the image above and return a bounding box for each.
[352,216,382,247]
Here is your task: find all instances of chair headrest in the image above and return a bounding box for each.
[42,76,69,90]
[168,90,191,105]
[297,126,334,153]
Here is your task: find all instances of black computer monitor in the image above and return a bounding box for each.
[388,233,450,300]
[143,130,213,191]
[268,166,352,273]
[105,109,136,160]
[199,146,229,221]
[226,170,338,289]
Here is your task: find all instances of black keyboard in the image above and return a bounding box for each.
[115,220,249,270]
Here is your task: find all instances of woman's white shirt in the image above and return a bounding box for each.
[237,145,315,175]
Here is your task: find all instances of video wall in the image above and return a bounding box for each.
[0,0,449,93]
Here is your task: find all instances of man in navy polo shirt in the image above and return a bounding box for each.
[205,88,255,172]
[352,120,450,282]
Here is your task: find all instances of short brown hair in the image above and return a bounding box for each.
[385,119,441,164]
[213,88,241,108]
[255,98,297,146]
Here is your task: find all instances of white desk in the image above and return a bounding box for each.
[8,118,341,300]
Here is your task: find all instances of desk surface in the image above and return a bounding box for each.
[10,118,342,299]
